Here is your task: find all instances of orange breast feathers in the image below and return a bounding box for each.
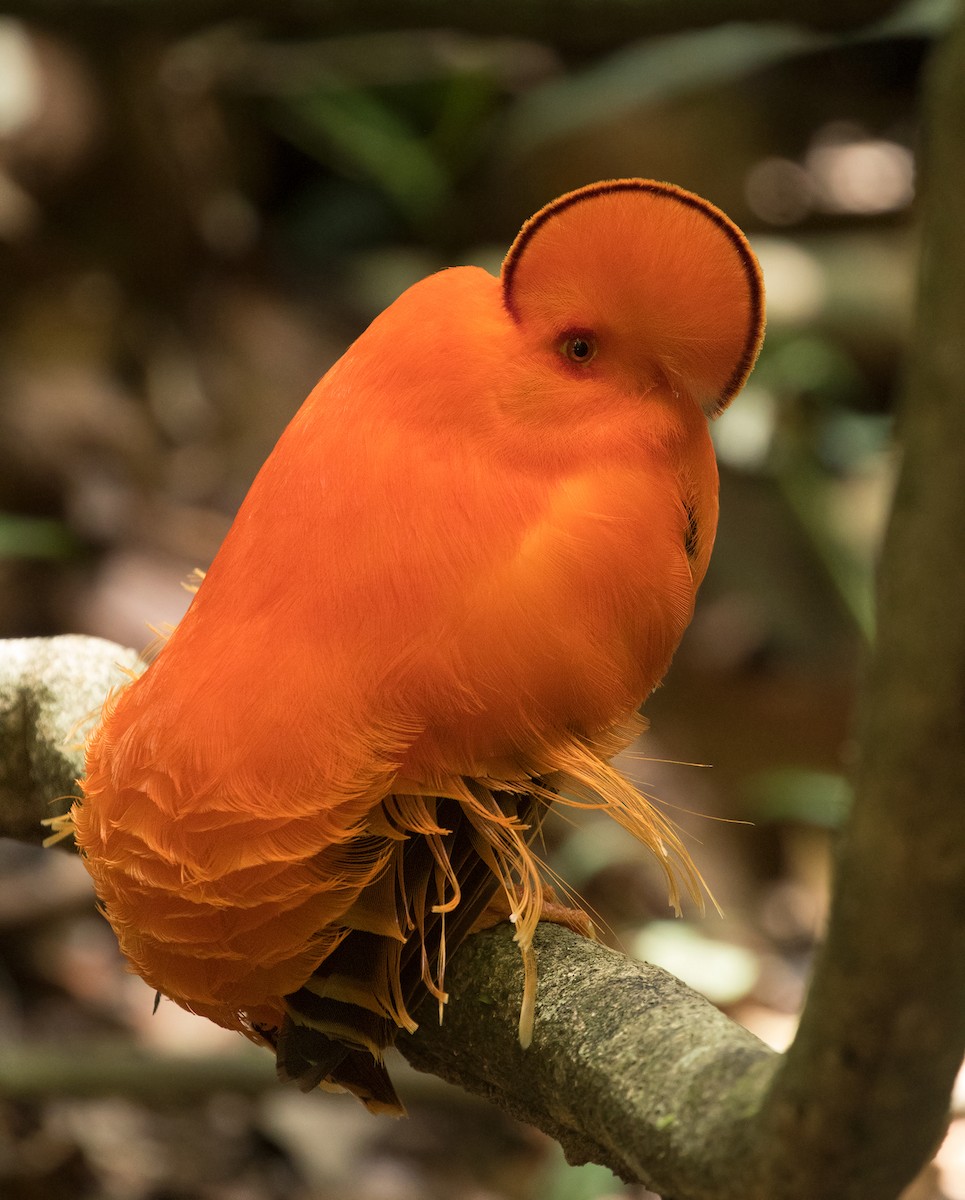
[70,178,764,1114]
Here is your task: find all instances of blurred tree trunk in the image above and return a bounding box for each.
[754,3,965,1192]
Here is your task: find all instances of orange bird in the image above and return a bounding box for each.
[68,179,764,1113]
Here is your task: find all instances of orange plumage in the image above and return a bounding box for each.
[69,179,764,1113]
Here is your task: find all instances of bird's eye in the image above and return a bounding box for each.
[562,334,597,364]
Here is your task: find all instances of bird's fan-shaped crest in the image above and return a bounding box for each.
[501,179,765,416]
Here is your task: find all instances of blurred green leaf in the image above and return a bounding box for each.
[740,329,888,643]
[869,0,958,37]
[503,23,824,157]
[776,432,878,641]
[502,2,955,162]
[427,70,500,174]
[0,514,81,561]
[765,334,868,409]
[744,767,853,827]
[278,85,451,228]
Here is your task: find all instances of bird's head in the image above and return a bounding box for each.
[500,179,764,430]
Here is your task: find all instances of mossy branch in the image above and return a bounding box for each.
[0,635,140,845]
[401,923,779,1196]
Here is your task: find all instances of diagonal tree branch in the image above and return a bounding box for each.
[401,922,778,1196]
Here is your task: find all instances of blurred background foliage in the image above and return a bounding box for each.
[1,1,962,1197]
